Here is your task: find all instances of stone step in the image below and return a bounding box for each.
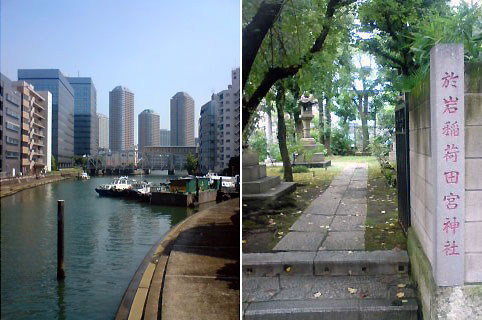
[243,164,267,182]
[244,298,418,320]
[243,250,409,277]
[243,176,281,194]
[243,181,296,202]
[243,274,417,320]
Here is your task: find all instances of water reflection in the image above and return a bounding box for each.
[1,175,191,319]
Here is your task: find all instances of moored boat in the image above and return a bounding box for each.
[95,176,132,197]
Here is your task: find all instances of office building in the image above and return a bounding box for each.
[1,73,22,176]
[138,109,160,152]
[199,99,216,173]
[18,69,74,168]
[160,129,170,146]
[170,92,194,146]
[215,68,240,171]
[109,86,134,151]
[97,113,109,150]
[67,77,97,156]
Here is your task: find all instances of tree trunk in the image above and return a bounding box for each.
[276,82,293,182]
[319,96,325,145]
[357,93,369,151]
[324,95,332,154]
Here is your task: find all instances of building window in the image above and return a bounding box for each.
[6,136,19,145]
[6,122,19,132]
[6,151,19,158]
[6,93,20,106]
[6,108,20,120]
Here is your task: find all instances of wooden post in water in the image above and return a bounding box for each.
[57,200,65,280]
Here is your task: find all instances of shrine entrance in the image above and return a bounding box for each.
[395,94,411,234]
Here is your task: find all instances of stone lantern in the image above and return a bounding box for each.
[295,94,329,166]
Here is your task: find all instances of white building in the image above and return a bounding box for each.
[97,113,109,150]
[214,68,240,172]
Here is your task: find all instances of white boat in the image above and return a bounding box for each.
[95,176,131,196]
[78,172,90,180]
[203,172,237,188]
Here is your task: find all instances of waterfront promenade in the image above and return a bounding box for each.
[0,169,81,198]
[116,198,240,320]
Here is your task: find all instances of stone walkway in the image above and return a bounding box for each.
[274,163,368,251]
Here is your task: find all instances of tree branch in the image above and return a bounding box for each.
[243,0,355,131]
[242,0,285,89]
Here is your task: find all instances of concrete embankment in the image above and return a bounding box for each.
[0,170,81,198]
[116,198,240,320]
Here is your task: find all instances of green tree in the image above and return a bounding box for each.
[51,154,58,171]
[248,129,268,162]
[242,0,356,133]
[184,153,199,175]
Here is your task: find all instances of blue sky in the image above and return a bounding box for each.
[1,0,240,141]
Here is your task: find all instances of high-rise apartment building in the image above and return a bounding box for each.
[214,68,240,171]
[170,92,194,146]
[18,69,74,168]
[1,73,22,176]
[138,109,160,152]
[14,81,52,175]
[67,77,97,156]
[199,99,217,173]
[160,129,170,146]
[97,113,109,150]
[109,86,134,151]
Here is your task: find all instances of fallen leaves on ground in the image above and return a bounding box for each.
[348,288,357,294]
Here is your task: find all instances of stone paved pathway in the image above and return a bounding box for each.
[274,163,369,251]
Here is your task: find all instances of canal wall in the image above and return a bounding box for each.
[115,198,240,320]
[0,169,81,198]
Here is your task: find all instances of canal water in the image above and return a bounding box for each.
[1,175,194,320]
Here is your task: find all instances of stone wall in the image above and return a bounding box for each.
[464,62,482,283]
[409,74,436,266]
[409,59,481,284]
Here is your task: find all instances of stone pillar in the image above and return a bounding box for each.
[430,44,465,286]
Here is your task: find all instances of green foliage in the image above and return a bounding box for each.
[248,129,268,162]
[184,153,199,175]
[410,2,482,65]
[268,143,282,162]
[331,128,353,155]
[73,155,87,167]
[51,154,58,171]
[370,136,390,159]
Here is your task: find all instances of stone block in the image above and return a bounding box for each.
[242,252,316,277]
[466,190,482,222]
[465,253,482,283]
[313,251,409,276]
[290,214,334,232]
[329,216,366,232]
[466,158,482,190]
[243,165,261,182]
[273,231,325,251]
[320,231,365,251]
[465,221,482,253]
[335,203,367,216]
[243,149,260,167]
[465,62,482,93]
[465,126,482,158]
[243,176,280,194]
[465,93,482,125]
